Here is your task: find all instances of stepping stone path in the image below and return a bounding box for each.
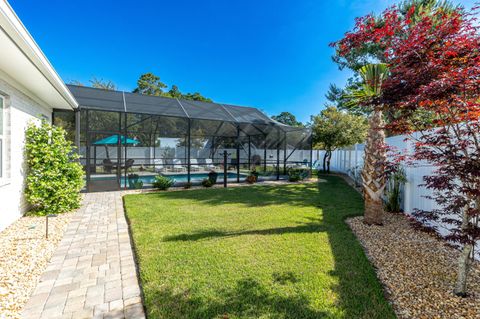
[22,192,145,319]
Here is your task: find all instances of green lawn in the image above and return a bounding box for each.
[124,176,395,319]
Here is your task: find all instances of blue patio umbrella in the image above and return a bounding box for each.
[93,135,139,145]
[93,135,139,159]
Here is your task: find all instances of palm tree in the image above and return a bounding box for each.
[345,64,389,225]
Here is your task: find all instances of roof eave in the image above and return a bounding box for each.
[0,2,78,110]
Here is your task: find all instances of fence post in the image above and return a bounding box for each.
[403,137,414,214]
[223,151,228,188]
[354,144,358,167]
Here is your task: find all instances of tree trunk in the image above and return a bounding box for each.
[454,243,472,297]
[454,204,474,297]
[326,150,332,173]
[323,151,328,173]
[362,108,387,225]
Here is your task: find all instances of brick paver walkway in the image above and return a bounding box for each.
[22,192,145,319]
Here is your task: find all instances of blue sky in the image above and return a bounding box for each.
[10,0,477,123]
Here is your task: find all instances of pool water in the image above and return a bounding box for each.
[121,172,244,187]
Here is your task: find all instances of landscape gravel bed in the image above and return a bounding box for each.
[347,213,480,319]
[0,212,73,319]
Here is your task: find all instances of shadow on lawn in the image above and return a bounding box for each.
[149,277,330,319]
[162,217,327,242]
[142,182,322,208]
[140,176,396,318]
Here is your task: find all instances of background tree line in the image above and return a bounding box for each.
[70,72,212,102]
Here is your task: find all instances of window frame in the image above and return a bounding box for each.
[0,95,4,180]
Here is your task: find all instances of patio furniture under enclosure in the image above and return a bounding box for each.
[53,85,312,192]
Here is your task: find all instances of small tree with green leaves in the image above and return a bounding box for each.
[311,107,367,173]
[25,121,84,215]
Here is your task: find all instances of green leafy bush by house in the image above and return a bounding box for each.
[25,121,84,215]
[153,175,173,190]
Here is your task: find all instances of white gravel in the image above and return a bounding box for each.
[0,212,73,319]
[348,213,480,319]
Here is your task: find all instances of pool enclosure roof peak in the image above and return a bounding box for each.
[67,84,306,132]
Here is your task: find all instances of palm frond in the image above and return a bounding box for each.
[343,63,389,110]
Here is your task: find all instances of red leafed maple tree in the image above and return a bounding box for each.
[334,4,480,296]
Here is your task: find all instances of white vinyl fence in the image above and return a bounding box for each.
[312,133,437,216]
[312,133,479,260]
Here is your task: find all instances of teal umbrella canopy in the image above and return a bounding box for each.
[93,135,139,145]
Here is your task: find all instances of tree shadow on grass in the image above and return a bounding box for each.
[140,182,322,208]
[162,217,328,242]
[148,277,330,319]
[133,176,397,318]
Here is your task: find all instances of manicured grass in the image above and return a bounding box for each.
[124,176,396,319]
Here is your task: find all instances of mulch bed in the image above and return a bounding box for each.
[347,213,480,319]
[0,212,73,319]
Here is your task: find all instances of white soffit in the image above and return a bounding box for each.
[0,1,77,110]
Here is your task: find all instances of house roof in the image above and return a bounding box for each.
[67,85,306,133]
[0,2,77,109]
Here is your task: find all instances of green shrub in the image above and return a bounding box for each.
[133,181,144,189]
[201,178,213,188]
[25,121,84,215]
[288,172,301,182]
[128,174,143,189]
[153,175,173,190]
[384,166,407,213]
[288,168,309,182]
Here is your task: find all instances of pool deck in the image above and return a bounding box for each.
[90,169,243,179]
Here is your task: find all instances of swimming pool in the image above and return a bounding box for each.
[120,172,245,187]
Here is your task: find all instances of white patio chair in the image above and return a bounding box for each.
[189,159,201,171]
[172,159,187,172]
[154,159,170,173]
[204,158,220,171]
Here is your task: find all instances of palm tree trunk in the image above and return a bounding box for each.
[361,108,386,225]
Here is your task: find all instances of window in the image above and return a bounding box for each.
[0,96,3,178]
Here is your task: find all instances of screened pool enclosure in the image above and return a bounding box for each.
[54,85,312,192]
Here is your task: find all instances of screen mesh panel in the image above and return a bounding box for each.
[68,85,125,112]
[68,85,312,192]
[124,92,186,117]
[181,100,233,122]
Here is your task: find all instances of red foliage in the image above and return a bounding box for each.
[335,5,480,246]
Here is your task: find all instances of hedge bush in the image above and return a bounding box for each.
[153,175,173,190]
[25,121,84,215]
[201,178,213,188]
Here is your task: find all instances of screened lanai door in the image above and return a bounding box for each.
[86,131,123,192]
[84,109,125,192]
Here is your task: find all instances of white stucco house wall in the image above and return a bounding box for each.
[0,1,78,231]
